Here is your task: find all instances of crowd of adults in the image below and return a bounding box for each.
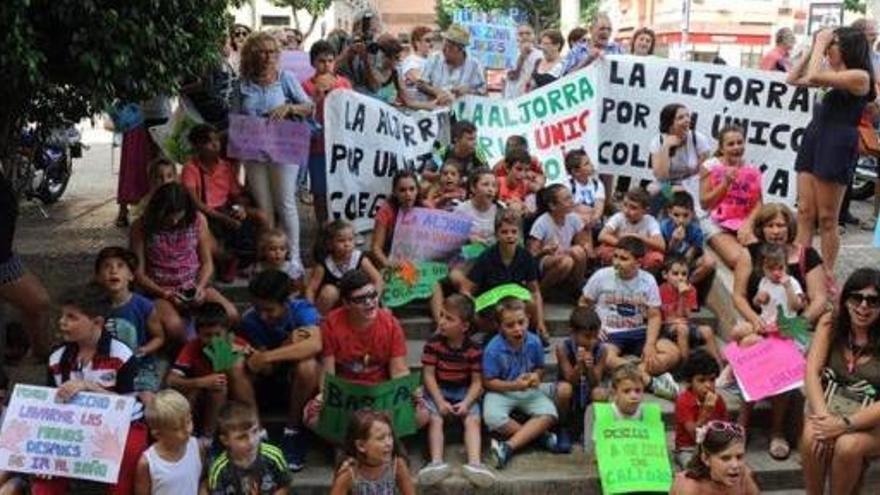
[1,8,880,495]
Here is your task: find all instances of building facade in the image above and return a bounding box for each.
[604,0,854,68]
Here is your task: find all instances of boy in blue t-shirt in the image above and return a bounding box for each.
[483,297,561,469]
[239,269,320,472]
[94,246,166,397]
[660,191,715,285]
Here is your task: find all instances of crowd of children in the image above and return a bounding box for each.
[0,106,795,494]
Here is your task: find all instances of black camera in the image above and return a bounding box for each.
[361,12,379,54]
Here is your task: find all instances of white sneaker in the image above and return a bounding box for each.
[462,463,496,487]
[652,372,680,401]
[417,461,450,485]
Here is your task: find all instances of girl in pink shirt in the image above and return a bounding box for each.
[699,125,763,269]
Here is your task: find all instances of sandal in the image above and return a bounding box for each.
[769,436,790,460]
[861,218,877,231]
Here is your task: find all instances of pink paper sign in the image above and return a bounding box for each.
[227,114,311,166]
[280,51,315,82]
[723,335,806,402]
[390,207,473,262]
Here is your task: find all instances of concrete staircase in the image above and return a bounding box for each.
[221,266,835,494]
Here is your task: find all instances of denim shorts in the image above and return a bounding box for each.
[603,328,648,357]
[424,384,481,417]
[483,388,558,431]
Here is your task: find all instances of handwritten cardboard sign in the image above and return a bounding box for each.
[227,114,311,166]
[317,374,421,443]
[0,385,135,484]
[382,261,448,308]
[389,207,472,262]
[593,402,672,494]
[280,51,315,83]
[723,335,806,402]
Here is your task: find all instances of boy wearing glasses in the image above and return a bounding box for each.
[239,269,320,471]
[304,269,430,440]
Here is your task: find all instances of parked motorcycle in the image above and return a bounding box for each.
[4,126,84,204]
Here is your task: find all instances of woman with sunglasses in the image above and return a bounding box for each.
[671,421,759,494]
[801,268,880,495]
[787,27,875,275]
[228,23,251,75]
[233,31,314,277]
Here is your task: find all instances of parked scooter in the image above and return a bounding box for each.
[4,125,85,205]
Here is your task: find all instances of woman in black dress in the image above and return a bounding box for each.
[787,27,875,274]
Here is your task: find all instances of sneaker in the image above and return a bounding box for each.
[651,372,680,401]
[555,428,573,454]
[280,427,309,472]
[462,463,496,487]
[417,461,450,485]
[489,438,512,469]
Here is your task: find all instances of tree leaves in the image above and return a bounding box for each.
[0,0,232,160]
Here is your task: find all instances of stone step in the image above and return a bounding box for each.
[285,429,845,494]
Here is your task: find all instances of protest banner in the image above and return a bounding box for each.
[382,261,448,307]
[452,9,519,70]
[317,373,421,443]
[323,90,450,231]
[279,51,315,82]
[723,335,806,402]
[455,55,813,206]
[389,207,472,262]
[454,69,600,184]
[227,114,311,166]
[0,385,135,484]
[593,402,672,494]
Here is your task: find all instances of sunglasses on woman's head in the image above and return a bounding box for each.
[847,293,880,308]
[705,421,745,437]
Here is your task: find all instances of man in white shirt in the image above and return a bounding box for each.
[503,24,543,98]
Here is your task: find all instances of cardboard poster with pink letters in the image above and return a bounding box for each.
[389,207,472,262]
[227,114,311,166]
[723,335,806,402]
[0,385,134,483]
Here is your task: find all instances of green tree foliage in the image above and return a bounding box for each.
[844,0,866,14]
[272,0,333,39]
[0,0,237,163]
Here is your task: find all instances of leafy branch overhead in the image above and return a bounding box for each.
[0,0,239,164]
[272,0,332,39]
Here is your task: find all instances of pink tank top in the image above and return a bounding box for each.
[146,215,202,292]
[707,160,762,231]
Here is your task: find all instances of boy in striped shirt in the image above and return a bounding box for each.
[417,294,495,488]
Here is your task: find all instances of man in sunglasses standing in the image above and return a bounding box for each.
[304,270,430,440]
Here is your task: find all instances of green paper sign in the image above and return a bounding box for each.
[317,374,421,443]
[382,262,448,308]
[776,304,811,348]
[593,403,672,494]
[203,336,241,372]
[474,283,532,312]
